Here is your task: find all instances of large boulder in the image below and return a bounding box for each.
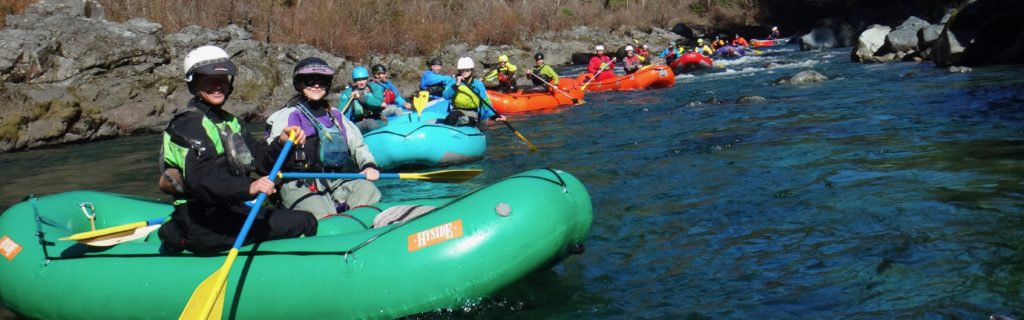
[773,70,829,85]
[884,16,931,53]
[800,18,857,50]
[851,24,892,62]
[934,0,1024,66]
[917,24,945,51]
[670,23,695,40]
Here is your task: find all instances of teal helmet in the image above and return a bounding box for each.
[351,66,369,80]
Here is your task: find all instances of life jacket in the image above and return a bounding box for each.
[295,103,351,169]
[452,79,482,110]
[160,102,254,197]
[497,72,510,84]
[383,88,397,105]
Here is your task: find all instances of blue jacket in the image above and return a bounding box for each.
[420,70,455,99]
[442,78,495,121]
[369,80,408,106]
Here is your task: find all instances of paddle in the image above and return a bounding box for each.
[338,91,357,116]
[413,91,429,115]
[179,130,298,320]
[279,169,482,184]
[465,83,538,152]
[581,57,617,91]
[526,72,584,105]
[60,217,167,246]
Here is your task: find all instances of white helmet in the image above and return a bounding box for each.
[457,57,475,70]
[595,45,605,51]
[183,45,236,82]
[625,45,634,51]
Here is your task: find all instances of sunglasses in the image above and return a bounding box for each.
[301,76,331,88]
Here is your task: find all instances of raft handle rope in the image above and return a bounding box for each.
[29,195,54,264]
[341,168,570,254]
[79,202,97,231]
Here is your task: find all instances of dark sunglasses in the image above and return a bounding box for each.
[300,76,332,87]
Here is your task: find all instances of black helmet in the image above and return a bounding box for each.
[371,64,387,74]
[292,57,335,91]
[428,57,443,67]
[534,52,545,61]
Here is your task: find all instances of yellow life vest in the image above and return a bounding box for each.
[452,83,480,110]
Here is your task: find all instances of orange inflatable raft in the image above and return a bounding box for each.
[574,65,675,92]
[488,78,586,113]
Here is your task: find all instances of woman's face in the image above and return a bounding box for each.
[299,75,331,101]
[194,74,231,106]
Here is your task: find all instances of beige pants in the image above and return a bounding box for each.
[279,178,381,220]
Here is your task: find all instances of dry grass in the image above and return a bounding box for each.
[96,0,744,59]
[0,0,35,26]
[5,0,754,59]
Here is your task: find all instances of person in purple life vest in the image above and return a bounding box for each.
[265,57,382,219]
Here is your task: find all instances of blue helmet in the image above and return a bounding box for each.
[351,66,369,80]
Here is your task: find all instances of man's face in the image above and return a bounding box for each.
[194,74,231,106]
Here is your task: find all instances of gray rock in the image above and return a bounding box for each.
[773,70,829,85]
[800,18,857,50]
[934,0,1024,66]
[801,26,838,50]
[125,18,162,34]
[917,24,945,50]
[884,16,931,53]
[851,24,891,63]
[947,65,973,73]
[736,96,767,104]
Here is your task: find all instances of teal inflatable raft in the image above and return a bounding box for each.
[0,169,592,319]
[366,105,486,170]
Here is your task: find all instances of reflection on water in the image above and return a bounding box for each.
[2,48,1024,318]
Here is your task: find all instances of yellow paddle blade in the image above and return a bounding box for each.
[82,224,161,247]
[413,91,429,116]
[398,169,483,183]
[60,220,147,241]
[180,249,238,320]
[515,131,540,152]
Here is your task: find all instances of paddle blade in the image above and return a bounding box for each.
[515,131,539,152]
[60,221,146,241]
[413,91,429,115]
[59,217,165,242]
[399,169,483,183]
[180,249,238,320]
[83,224,161,247]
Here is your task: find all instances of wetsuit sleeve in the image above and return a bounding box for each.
[365,83,384,107]
[541,65,559,85]
[173,115,255,205]
[482,69,498,82]
[442,82,457,100]
[588,57,601,73]
[388,82,408,106]
[473,81,496,120]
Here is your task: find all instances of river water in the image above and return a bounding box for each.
[2,47,1023,318]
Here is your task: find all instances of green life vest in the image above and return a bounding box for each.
[452,82,481,110]
[161,108,253,203]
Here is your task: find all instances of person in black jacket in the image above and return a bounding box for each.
[157,45,317,254]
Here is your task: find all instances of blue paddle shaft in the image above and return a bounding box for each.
[279,172,399,180]
[146,217,166,226]
[231,138,294,249]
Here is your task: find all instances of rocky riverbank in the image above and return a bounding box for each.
[795,0,1024,68]
[0,0,690,153]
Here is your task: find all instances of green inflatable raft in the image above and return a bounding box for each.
[0,169,592,319]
